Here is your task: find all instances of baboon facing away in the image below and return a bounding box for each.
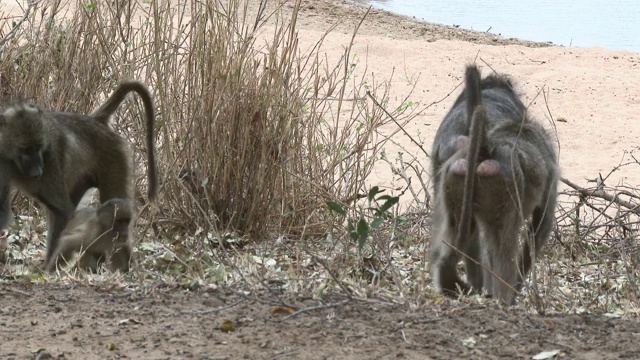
[429,65,558,304]
[0,81,157,270]
[46,198,133,272]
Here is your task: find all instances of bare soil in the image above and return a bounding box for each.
[2,1,640,359]
[1,283,638,359]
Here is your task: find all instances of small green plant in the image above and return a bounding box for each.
[396,100,413,114]
[327,186,399,250]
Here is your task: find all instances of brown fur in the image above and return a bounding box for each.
[0,81,157,270]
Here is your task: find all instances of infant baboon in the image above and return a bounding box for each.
[0,81,157,270]
[429,65,558,304]
[45,198,132,272]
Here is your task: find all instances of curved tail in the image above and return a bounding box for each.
[93,81,158,202]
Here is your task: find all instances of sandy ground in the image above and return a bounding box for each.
[2,1,640,359]
[293,1,640,205]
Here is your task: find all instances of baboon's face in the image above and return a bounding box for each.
[0,104,47,179]
[16,143,44,178]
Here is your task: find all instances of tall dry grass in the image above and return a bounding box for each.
[0,0,391,243]
[147,0,392,240]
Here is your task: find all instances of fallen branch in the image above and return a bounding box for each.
[561,177,640,214]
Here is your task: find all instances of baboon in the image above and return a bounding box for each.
[45,198,133,272]
[429,65,558,304]
[0,81,157,270]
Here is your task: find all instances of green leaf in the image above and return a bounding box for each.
[357,217,369,250]
[326,201,346,216]
[379,196,399,213]
[348,220,358,241]
[367,186,381,202]
[366,207,383,217]
[371,216,384,229]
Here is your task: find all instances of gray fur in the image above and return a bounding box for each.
[45,198,133,272]
[429,65,558,304]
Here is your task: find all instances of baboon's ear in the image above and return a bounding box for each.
[504,78,515,90]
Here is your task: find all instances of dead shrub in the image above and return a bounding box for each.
[0,0,391,246]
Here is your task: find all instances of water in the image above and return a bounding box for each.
[368,0,640,52]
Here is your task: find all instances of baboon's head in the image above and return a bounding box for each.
[0,103,48,178]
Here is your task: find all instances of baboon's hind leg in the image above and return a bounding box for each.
[431,212,472,296]
[463,225,484,292]
[517,202,555,290]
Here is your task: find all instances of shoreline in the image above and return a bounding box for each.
[289,0,640,206]
[316,0,554,48]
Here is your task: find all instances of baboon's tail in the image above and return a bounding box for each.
[465,65,482,120]
[464,65,487,157]
[92,82,153,124]
[456,65,488,248]
[93,81,158,202]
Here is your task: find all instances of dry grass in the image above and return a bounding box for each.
[0,0,403,279]
[0,0,637,318]
[0,0,394,234]
[533,161,640,315]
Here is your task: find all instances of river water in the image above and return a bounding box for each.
[368,0,640,52]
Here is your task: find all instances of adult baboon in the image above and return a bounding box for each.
[429,65,558,304]
[46,198,132,272]
[0,81,157,269]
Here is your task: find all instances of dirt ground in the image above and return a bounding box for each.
[2,0,640,359]
[0,282,638,359]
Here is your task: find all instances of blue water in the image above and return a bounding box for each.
[368,0,640,52]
